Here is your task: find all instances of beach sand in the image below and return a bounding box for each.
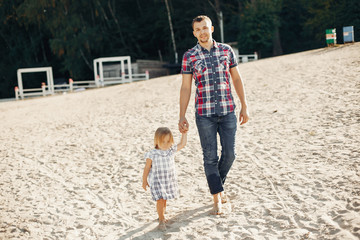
[0,42,359,239]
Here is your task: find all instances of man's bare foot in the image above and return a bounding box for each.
[220,192,227,204]
[211,194,223,215]
[211,201,223,215]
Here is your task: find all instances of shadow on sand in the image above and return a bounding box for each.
[118,204,213,240]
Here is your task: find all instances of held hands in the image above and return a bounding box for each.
[178,117,189,133]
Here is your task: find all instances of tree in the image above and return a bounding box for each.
[303,0,360,45]
[238,0,283,58]
[165,0,178,63]
[0,0,359,99]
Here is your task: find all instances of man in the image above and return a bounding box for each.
[179,15,249,214]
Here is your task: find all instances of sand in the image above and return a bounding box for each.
[0,42,359,240]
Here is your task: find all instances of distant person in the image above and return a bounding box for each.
[142,127,187,230]
[179,15,249,214]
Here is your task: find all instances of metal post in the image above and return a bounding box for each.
[94,60,99,87]
[127,56,132,82]
[99,61,104,87]
[17,70,24,99]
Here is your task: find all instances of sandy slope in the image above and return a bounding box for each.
[0,43,359,240]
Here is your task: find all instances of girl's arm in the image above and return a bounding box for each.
[142,158,152,190]
[177,133,187,151]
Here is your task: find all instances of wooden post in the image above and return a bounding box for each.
[42,82,46,96]
[69,78,73,92]
[15,87,19,100]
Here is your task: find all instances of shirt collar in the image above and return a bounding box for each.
[196,40,218,52]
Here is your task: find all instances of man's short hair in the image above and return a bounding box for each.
[192,15,212,29]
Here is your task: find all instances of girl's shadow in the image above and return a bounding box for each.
[118,204,214,240]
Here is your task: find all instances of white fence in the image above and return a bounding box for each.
[95,71,149,87]
[15,56,150,100]
[71,79,97,89]
[15,84,49,100]
[238,52,258,63]
[16,67,54,100]
[15,81,74,100]
[93,56,149,87]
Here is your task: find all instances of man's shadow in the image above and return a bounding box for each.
[117,204,213,240]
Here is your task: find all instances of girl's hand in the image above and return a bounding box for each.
[142,180,149,191]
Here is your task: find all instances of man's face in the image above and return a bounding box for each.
[193,19,214,44]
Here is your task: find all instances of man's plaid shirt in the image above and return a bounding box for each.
[181,40,238,117]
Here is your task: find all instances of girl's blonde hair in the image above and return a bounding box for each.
[154,127,174,149]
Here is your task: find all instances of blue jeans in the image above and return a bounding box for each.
[195,112,237,195]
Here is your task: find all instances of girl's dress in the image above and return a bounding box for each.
[144,145,178,201]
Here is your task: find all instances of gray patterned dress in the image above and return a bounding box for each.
[144,145,178,201]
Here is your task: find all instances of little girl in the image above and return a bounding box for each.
[142,127,187,230]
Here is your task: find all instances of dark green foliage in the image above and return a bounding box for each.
[0,0,359,99]
[238,0,282,58]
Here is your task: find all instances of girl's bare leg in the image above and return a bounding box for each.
[157,199,166,221]
[157,199,167,230]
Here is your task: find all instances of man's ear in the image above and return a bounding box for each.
[211,26,214,33]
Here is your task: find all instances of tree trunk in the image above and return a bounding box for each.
[136,0,143,15]
[107,0,129,50]
[272,26,283,56]
[165,0,178,63]
[79,48,93,71]
[208,0,223,42]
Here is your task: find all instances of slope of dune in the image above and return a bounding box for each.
[0,43,359,239]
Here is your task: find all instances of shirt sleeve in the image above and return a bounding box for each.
[144,151,152,161]
[181,52,193,74]
[169,145,178,156]
[229,46,238,68]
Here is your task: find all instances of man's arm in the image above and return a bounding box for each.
[230,66,249,125]
[179,74,193,132]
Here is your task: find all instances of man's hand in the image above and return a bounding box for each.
[178,117,189,133]
[239,108,249,125]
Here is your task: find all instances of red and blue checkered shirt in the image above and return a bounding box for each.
[181,40,238,117]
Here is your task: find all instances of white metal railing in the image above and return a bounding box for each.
[71,79,97,88]
[239,52,258,63]
[16,67,54,100]
[98,71,149,86]
[132,71,149,81]
[15,57,151,100]
[54,83,72,93]
[15,83,53,100]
